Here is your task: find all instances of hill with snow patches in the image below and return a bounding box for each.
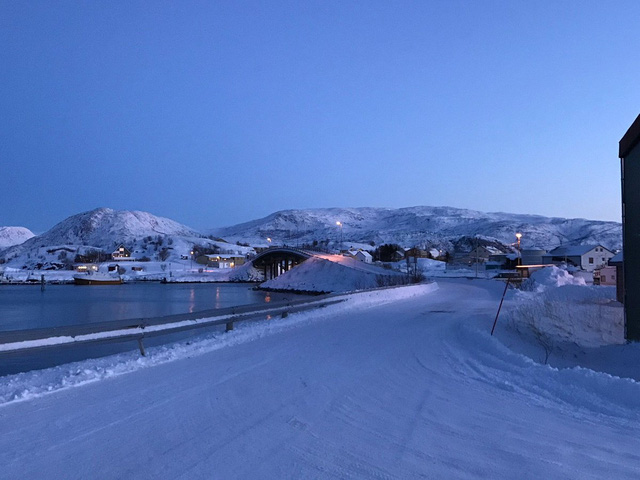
[0,226,34,249]
[0,208,252,270]
[211,206,622,252]
[0,206,622,270]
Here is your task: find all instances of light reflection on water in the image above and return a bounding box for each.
[188,287,196,313]
[0,283,306,332]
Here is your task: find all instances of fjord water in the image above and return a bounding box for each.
[0,283,303,332]
[0,283,308,376]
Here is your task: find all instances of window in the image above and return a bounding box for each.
[589,257,594,264]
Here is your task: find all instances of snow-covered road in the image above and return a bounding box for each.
[1,280,639,478]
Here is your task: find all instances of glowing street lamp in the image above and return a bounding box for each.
[190,250,194,270]
[267,237,272,247]
[336,221,343,251]
[515,233,522,265]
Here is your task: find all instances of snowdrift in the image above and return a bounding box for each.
[260,256,410,293]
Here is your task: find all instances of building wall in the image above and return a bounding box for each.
[622,145,640,339]
[595,265,617,285]
[579,248,614,272]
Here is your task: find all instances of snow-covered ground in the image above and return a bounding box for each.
[262,254,407,293]
[1,275,639,478]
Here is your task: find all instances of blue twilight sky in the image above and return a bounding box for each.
[1,1,639,233]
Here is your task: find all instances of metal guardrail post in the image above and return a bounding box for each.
[137,337,146,356]
[225,322,234,332]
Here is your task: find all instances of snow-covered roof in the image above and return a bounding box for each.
[610,251,623,263]
[544,245,612,257]
[355,251,372,259]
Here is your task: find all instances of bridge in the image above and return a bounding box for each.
[251,247,317,280]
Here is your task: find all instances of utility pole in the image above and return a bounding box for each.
[475,237,479,278]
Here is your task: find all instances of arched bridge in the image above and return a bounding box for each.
[252,247,315,280]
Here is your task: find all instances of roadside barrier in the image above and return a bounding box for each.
[0,295,346,357]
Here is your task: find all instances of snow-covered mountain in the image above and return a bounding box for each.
[0,208,252,269]
[0,226,35,249]
[211,206,622,252]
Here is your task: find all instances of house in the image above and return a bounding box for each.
[112,245,134,261]
[520,249,547,266]
[354,251,373,263]
[608,252,623,303]
[458,246,503,265]
[404,248,428,258]
[619,114,640,338]
[75,264,99,273]
[196,253,245,268]
[594,265,617,286]
[391,250,405,261]
[487,253,518,270]
[541,245,614,272]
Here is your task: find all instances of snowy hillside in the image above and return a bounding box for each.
[0,226,34,248]
[211,206,622,252]
[0,208,253,269]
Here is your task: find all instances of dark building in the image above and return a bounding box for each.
[619,114,640,340]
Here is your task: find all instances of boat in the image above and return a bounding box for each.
[73,272,123,285]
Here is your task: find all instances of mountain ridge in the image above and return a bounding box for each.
[210,206,622,251]
[0,208,250,269]
[0,226,35,249]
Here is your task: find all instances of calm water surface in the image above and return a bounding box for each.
[0,283,305,332]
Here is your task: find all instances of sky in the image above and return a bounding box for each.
[2,1,640,233]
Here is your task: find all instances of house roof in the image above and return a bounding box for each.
[620,113,640,158]
[610,251,623,264]
[544,245,612,257]
[356,251,372,259]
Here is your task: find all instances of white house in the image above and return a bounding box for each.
[541,245,615,272]
[196,253,245,269]
[354,251,373,263]
[112,245,135,261]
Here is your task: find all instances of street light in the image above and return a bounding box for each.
[336,221,343,251]
[515,233,522,266]
[190,250,194,270]
[267,237,272,247]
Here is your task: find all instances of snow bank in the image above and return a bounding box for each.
[507,277,623,352]
[452,322,640,421]
[0,283,438,406]
[527,265,586,289]
[261,256,408,293]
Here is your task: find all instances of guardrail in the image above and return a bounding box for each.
[0,294,346,358]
